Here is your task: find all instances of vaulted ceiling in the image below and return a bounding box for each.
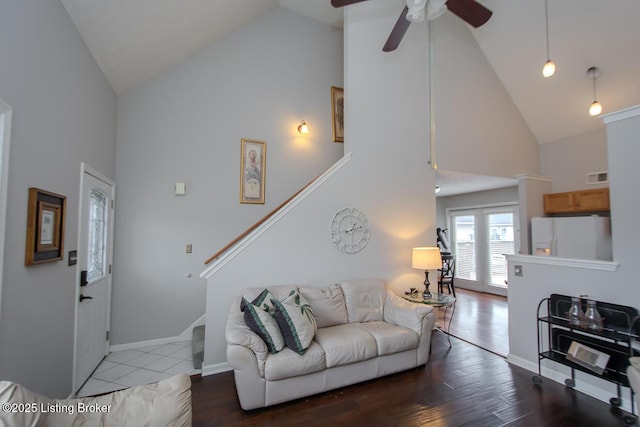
[60,0,640,195]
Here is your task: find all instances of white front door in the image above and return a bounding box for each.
[73,164,115,393]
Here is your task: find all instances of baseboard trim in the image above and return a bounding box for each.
[507,354,634,412]
[109,315,205,352]
[202,362,232,377]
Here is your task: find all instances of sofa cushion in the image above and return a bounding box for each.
[264,341,326,381]
[340,279,386,323]
[314,324,377,368]
[355,321,418,356]
[299,284,348,328]
[240,288,277,315]
[242,298,285,353]
[272,291,317,355]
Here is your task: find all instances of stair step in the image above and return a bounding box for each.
[192,325,205,370]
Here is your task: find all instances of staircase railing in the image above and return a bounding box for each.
[201,153,352,277]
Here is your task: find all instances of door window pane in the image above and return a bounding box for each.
[87,190,107,283]
[488,212,515,286]
[454,215,476,280]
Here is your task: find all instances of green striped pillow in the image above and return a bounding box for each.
[272,291,317,355]
[240,289,277,314]
[242,298,285,353]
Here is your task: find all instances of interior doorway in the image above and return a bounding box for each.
[73,163,115,393]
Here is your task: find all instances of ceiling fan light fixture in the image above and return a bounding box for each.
[427,2,446,20]
[406,0,428,22]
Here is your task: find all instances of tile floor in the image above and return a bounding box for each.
[77,340,199,397]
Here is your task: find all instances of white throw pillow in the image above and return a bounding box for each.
[272,290,317,355]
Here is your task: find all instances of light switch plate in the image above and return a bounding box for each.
[175,182,186,195]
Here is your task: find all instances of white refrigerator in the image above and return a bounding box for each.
[531,216,612,260]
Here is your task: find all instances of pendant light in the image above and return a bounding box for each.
[542,0,556,78]
[587,66,603,116]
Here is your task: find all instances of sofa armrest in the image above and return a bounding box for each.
[225,312,268,376]
[383,291,434,336]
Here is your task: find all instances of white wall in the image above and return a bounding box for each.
[506,106,640,409]
[0,0,116,397]
[604,106,640,265]
[540,128,608,193]
[113,7,344,345]
[432,13,539,179]
[436,186,519,228]
[516,174,552,255]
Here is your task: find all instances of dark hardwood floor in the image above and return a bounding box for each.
[191,327,636,426]
[439,288,509,357]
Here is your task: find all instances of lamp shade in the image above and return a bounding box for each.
[412,247,442,270]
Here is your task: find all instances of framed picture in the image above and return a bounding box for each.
[25,188,66,265]
[331,86,344,142]
[240,138,266,204]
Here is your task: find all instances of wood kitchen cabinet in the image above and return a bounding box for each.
[544,188,610,214]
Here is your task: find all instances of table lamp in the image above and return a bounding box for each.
[412,247,442,299]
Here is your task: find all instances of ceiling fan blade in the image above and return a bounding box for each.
[446,0,492,28]
[383,6,411,52]
[331,0,369,7]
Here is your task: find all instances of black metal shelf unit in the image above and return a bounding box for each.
[535,294,640,425]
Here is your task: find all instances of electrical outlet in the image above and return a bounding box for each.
[186,244,192,254]
[514,264,523,277]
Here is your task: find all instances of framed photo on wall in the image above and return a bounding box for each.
[240,138,266,204]
[25,187,66,265]
[331,86,344,142]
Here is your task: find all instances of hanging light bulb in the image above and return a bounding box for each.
[542,60,556,78]
[589,101,603,117]
[542,0,556,77]
[587,66,603,116]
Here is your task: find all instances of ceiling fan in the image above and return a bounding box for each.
[331,0,493,51]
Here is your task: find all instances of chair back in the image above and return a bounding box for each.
[440,254,455,279]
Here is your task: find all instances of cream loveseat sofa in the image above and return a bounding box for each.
[225,279,435,410]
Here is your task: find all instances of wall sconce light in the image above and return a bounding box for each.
[298,120,309,135]
[542,0,556,77]
[587,66,603,116]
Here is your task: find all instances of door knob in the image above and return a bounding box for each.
[79,294,93,302]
